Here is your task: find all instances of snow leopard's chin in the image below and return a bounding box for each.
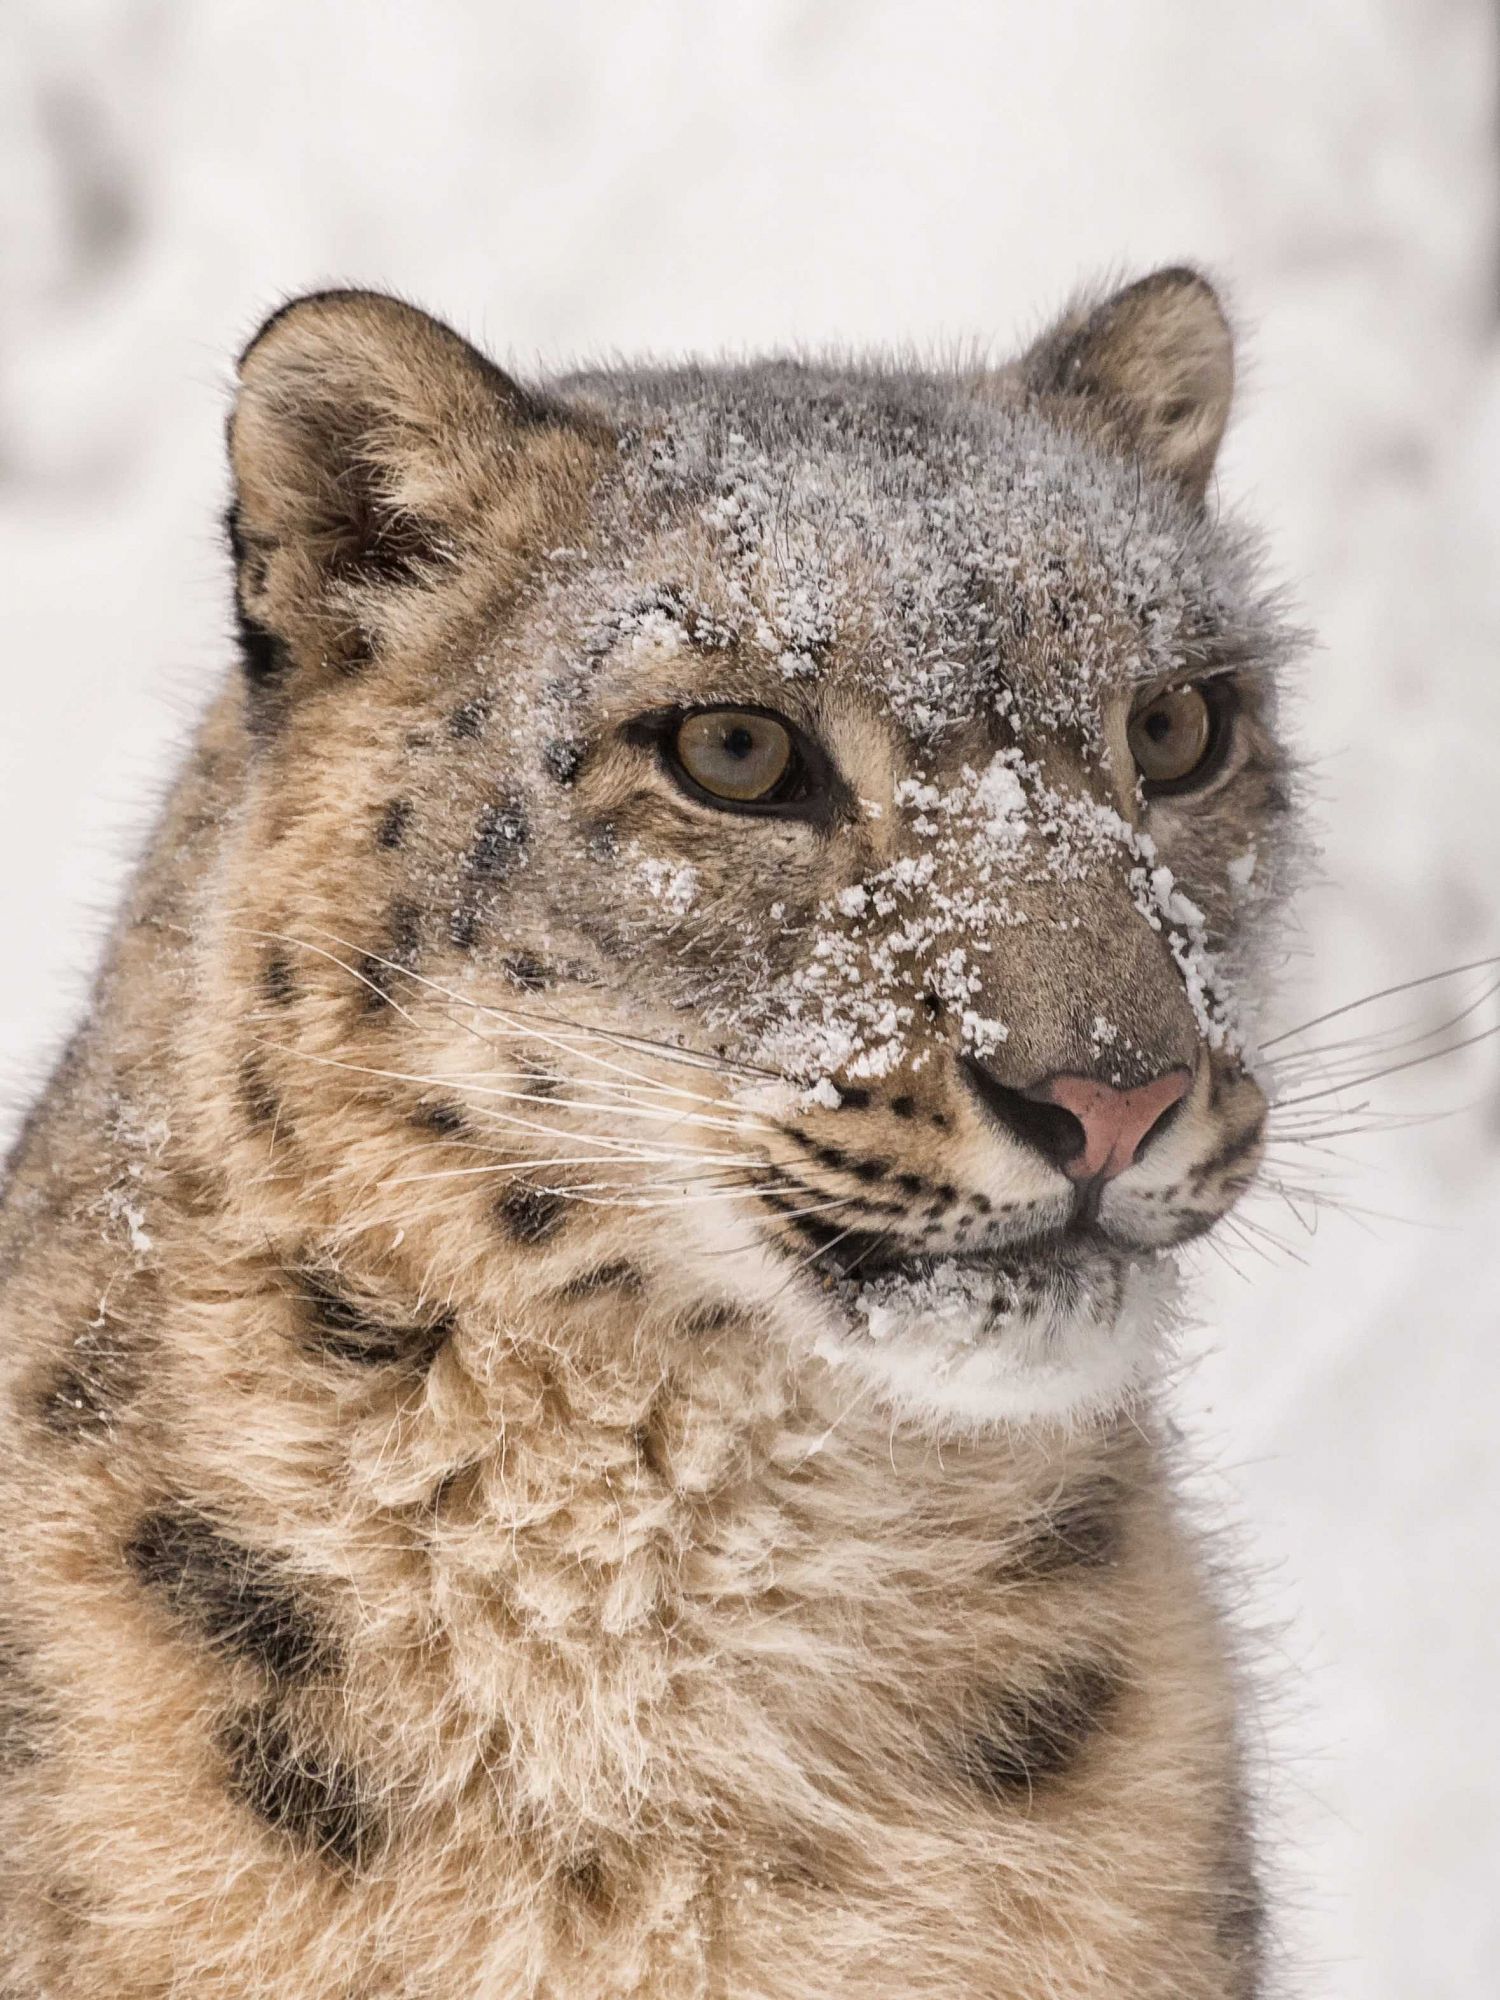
[808,1242,1181,1433]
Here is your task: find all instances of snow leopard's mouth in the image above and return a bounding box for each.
[799,1222,1142,1297]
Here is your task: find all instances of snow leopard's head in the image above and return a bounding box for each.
[224,269,1299,1430]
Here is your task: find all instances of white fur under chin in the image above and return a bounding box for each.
[808,1251,1181,1432]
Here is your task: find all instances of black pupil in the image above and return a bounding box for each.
[1144,709,1173,743]
[723,725,756,760]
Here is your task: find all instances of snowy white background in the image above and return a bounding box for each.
[3,3,1498,1991]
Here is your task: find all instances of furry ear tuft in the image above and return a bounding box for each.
[1021,268,1234,502]
[227,290,590,689]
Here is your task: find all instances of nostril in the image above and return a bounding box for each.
[959,1057,1086,1173]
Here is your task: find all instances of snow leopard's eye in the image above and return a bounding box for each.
[670,709,798,806]
[1128,682,1235,796]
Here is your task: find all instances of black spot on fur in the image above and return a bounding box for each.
[496,1181,567,1246]
[234,608,289,688]
[360,901,421,1009]
[890,1094,916,1119]
[963,1660,1119,1800]
[451,799,530,949]
[126,1510,330,1685]
[500,953,553,991]
[558,1262,646,1300]
[448,696,489,740]
[38,1317,137,1441]
[1194,1118,1264,1186]
[290,1269,453,1369]
[852,1156,889,1184]
[226,507,290,688]
[543,738,584,785]
[836,1086,871,1109]
[471,799,529,876]
[415,1100,467,1138]
[375,798,412,850]
[262,948,296,1007]
[240,1050,280,1129]
[760,1189,890,1277]
[221,1704,380,1870]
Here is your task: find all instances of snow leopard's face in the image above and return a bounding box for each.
[228,277,1298,1428]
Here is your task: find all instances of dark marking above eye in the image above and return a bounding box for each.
[126,1509,331,1685]
[496,1181,567,1245]
[963,1659,1119,1800]
[221,1703,381,1871]
[376,798,412,850]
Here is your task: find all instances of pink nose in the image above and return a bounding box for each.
[1027,1069,1192,1183]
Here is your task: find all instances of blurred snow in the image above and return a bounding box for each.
[2,3,1497,1991]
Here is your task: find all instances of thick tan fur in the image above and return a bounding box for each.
[0,274,1285,1997]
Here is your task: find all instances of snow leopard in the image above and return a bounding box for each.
[0,267,1297,1997]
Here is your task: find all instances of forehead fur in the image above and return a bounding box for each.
[545,358,1282,747]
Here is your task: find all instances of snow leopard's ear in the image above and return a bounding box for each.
[227,290,601,693]
[1016,268,1234,503]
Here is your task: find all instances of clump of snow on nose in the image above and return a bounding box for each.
[727,749,1041,1084]
[1130,849,1243,1052]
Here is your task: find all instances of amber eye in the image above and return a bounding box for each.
[1128,684,1227,794]
[672,710,796,804]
